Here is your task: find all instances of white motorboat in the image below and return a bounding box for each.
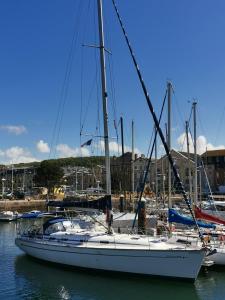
[0,210,20,221]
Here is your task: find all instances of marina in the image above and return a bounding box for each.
[0,0,225,299]
[1,221,225,300]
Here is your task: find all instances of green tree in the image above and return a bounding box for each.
[34,160,64,194]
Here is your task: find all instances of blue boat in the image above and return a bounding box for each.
[21,210,42,219]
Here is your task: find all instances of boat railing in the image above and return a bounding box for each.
[16,218,43,238]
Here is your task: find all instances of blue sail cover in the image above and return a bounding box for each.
[168,209,216,229]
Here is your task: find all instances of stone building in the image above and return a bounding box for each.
[133,155,156,192]
[155,149,195,196]
[62,165,105,192]
[110,152,132,193]
[0,165,36,194]
[201,149,225,193]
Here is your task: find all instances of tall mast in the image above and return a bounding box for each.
[185,120,192,200]
[11,164,14,195]
[193,101,198,206]
[120,116,124,156]
[155,126,158,203]
[131,120,135,193]
[120,116,125,194]
[167,82,172,209]
[97,0,111,195]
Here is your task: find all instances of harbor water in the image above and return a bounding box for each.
[1,222,225,300]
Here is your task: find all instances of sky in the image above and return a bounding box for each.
[0,0,225,164]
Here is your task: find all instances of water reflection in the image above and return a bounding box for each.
[196,268,225,300]
[15,254,200,300]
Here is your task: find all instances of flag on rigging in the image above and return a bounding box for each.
[81,139,92,147]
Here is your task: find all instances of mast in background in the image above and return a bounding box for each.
[167,82,172,210]
[185,120,193,201]
[120,116,125,194]
[193,101,198,206]
[120,116,125,156]
[11,164,14,195]
[155,126,158,203]
[131,120,135,193]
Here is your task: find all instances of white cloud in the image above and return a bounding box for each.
[95,140,141,155]
[177,133,225,155]
[0,146,38,164]
[56,144,90,158]
[36,140,50,153]
[0,125,27,135]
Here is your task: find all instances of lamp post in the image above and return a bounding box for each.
[11,164,14,196]
[2,178,6,201]
[75,168,78,192]
[76,171,82,192]
[96,180,100,194]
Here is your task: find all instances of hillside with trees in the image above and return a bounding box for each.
[13,156,105,169]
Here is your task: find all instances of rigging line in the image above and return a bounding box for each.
[109,59,117,119]
[144,127,155,164]
[132,88,167,230]
[179,123,187,152]
[92,0,101,157]
[172,89,186,130]
[108,56,119,141]
[104,10,118,125]
[80,67,100,135]
[104,11,119,156]
[81,2,101,139]
[140,91,167,189]
[112,0,205,243]
[200,159,218,212]
[51,0,83,157]
[189,105,207,155]
[94,7,102,152]
[188,105,193,126]
[80,34,84,137]
[80,0,99,136]
[145,92,168,161]
[196,106,207,138]
[80,0,92,136]
[49,0,83,158]
[187,106,194,151]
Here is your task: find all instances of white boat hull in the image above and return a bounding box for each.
[0,212,18,222]
[16,236,205,281]
[209,247,225,265]
[171,232,225,266]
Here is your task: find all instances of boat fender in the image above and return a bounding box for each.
[219,234,225,244]
[204,235,211,244]
[206,248,217,257]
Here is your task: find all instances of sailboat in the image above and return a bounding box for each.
[16,0,208,281]
[168,103,225,266]
[0,178,20,221]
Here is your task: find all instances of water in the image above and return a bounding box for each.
[1,222,225,300]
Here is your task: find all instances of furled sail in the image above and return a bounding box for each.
[169,209,216,229]
[195,206,225,226]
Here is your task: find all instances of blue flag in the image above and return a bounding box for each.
[81,139,92,147]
